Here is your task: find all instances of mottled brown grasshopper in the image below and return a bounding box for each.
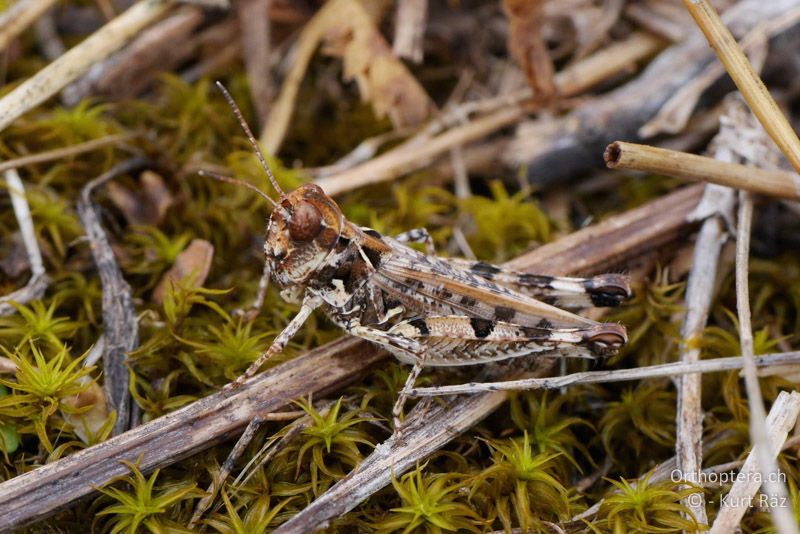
[205,83,630,429]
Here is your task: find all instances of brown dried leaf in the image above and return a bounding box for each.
[504,0,556,105]
[262,0,435,154]
[106,170,174,227]
[152,239,214,304]
[0,232,30,278]
[542,0,624,59]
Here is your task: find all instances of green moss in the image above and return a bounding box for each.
[0,385,20,456]
[374,466,483,533]
[471,432,571,531]
[599,383,676,467]
[594,473,706,533]
[96,460,204,534]
[286,397,376,496]
[0,344,93,451]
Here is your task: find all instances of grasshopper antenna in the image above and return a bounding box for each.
[214,80,285,198]
[198,170,277,207]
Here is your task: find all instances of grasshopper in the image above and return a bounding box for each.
[206,83,630,429]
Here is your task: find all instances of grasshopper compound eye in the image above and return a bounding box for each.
[288,201,323,242]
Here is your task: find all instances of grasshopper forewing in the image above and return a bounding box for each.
[208,82,630,429]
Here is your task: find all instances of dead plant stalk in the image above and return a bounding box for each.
[408,351,800,395]
[0,0,174,133]
[683,0,800,174]
[314,31,663,196]
[605,141,800,199]
[716,191,798,534]
[0,0,60,53]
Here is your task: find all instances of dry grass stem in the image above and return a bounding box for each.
[315,106,524,196]
[0,133,138,174]
[0,170,49,316]
[728,190,798,534]
[674,185,733,526]
[0,0,60,53]
[605,141,800,199]
[408,351,800,396]
[237,0,274,129]
[709,391,800,533]
[683,0,800,174]
[314,31,664,196]
[188,418,265,527]
[553,31,664,97]
[0,0,173,133]
[393,0,427,63]
[189,398,335,526]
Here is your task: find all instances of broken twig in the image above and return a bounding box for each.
[76,159,149,435]
[605,141,800,199]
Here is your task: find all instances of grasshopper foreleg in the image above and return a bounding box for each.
[229,294,322,388]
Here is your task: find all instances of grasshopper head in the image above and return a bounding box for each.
[205,84,349,288]
[266,183,345,286]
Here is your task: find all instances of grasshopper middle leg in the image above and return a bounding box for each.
[348,324,428,429]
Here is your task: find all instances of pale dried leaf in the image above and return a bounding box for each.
[0,357,17,374]
[152,238,214,304]
[62,380,111,444]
